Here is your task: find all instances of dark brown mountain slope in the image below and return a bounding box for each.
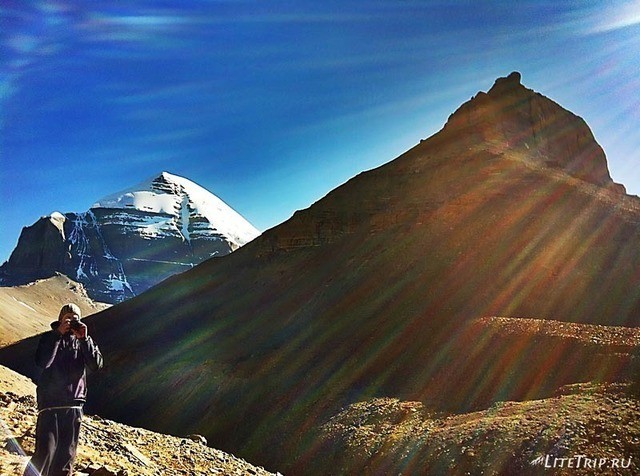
[2,73,640,474]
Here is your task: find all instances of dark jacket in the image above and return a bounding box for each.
[35,321,104,410]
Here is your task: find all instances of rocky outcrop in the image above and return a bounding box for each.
[1,213,69,282]
[0,172,260,303]
[444,71,625,193]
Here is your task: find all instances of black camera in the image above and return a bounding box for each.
[70,319,82,331]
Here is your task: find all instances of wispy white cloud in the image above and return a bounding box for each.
[1,2,68,132]
[590,0,640,33]
[110,80,220,105]
[198,12,377,24]
[6,34,39,54]
[77,12,185,44]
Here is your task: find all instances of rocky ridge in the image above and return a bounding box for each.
[0,274,109,347]
[321,383,640,475]
[256,73,629,256]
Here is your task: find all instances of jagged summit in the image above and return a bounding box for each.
[94,171,188,215]
[443,72,625,193]
[487,70,524,96]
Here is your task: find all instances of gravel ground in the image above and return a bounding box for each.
[0,365,279,476]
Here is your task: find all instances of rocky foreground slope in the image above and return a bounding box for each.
[319,316,640,475]
[321,383,639,475]
[0,365,278,476]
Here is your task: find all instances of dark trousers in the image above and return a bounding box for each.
[24,407,83,476]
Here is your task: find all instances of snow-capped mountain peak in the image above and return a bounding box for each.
[92,171,260,245]
[1,171,260,303]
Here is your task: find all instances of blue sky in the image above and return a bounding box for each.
[2,1,640,262]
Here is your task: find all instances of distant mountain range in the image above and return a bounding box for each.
[2,73,639,475]
[0,172,260,303]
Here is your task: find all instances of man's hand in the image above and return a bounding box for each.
[72,321,88,340]
[57,312,87,339]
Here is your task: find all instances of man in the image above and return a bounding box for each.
[24,303,103,476]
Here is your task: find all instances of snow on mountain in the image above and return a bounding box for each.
[92,171,260,246]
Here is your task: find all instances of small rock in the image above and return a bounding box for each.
[82,463,103,472]
[90,466,119,476]
[188,434,208,446]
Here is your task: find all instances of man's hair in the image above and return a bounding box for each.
[58,303,81,320]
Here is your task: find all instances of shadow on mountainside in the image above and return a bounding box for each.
[1,314,638,475]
